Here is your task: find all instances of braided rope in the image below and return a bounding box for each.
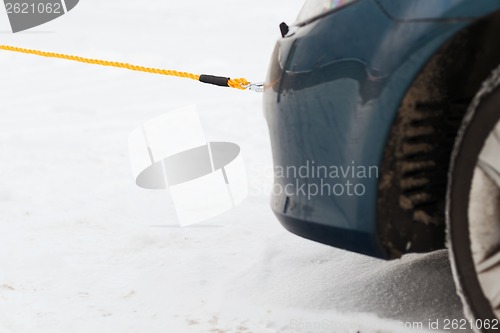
[0,45,250,90]
[228,77,250,90]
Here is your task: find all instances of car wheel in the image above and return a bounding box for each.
[448,65,500,332]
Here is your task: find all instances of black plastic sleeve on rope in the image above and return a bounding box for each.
[199,74,230,87]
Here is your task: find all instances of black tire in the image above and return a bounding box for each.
[448,66,500,332]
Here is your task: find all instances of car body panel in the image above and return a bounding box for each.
[375,0,500,21]
[264,0,500,258]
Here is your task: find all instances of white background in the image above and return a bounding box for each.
[0,1,469,332]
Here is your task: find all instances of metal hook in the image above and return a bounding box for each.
[246,82,264,93]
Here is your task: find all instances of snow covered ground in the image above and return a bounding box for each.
[0,1,470,332]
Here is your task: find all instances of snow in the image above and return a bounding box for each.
[0,1,469,332]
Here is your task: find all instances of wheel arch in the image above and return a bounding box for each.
[377,10,500,259]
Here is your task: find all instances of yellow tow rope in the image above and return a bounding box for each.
[0,45,261,91]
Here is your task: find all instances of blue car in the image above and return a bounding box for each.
[264,0,500,329]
